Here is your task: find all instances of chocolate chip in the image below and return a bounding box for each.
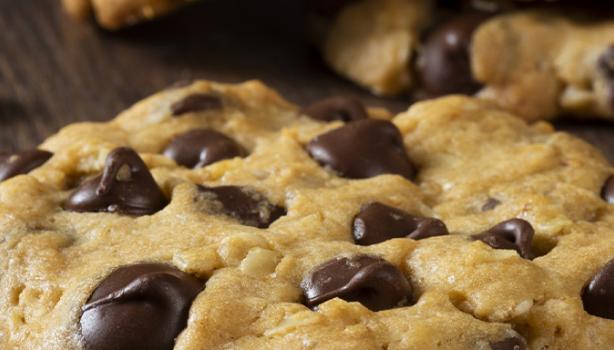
[598,45,614,109]
[490,336,528,350]
[163,129,246,168]
[0,149,52,183]
[307,119,416,180]
[171,93,223,116]
[472,218,535,259]
[197,185,285,228]
[352,202,448,245]
[416,13,489,97]
[602,176,614,204]
[302,97,368,122]
[65,147,168,215]
[80,263,204,350]
[482,198,501,211]
[301,255,412,311]
[582,258,614,320]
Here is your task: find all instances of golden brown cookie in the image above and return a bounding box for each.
[62,0,191,30]
[1,80,613,349]
[321,0,432,95]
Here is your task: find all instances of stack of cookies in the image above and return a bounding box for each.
[0,1,612,349]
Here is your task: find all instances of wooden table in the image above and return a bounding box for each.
[1,0,613,163]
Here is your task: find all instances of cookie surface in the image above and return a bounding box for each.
[1,80,613,349]
[318,0,614,121]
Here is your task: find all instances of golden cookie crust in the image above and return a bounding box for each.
[1,80,613,349]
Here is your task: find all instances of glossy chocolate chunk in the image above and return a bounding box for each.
[163,129,246,168]
[417,13,489,97]
[602,175,614,204]
[80,263,204,350]
[482,198,502,211]
[302,96,368,122]
[582,258,614,320]
[352,202,448,245]
[301,255,412,311]
[171,93,223,116]
[197,185,285,228]
[65,147,168,215]
[472,218,535,259]
[490,336,528,350]
[598,46,614,110]
[0,149,52,182]
[307,119,416,180]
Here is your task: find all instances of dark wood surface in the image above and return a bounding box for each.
[1,0,613,163]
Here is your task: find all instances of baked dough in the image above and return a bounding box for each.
[1,80,613,349]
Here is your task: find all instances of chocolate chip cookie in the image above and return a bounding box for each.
[62,0,191,30]
[316,0,614,121]
[1,80,613,349]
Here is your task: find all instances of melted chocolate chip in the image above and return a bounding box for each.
[482,198,501,211]
[80,263,204,350]
[472,219,535,259]
[65,147,168,215]
[0,149,52,183]
[598,46,614,110]
[490,336,528,350]
[417,13,489,97]
[197,185,285,228]
[352,202,448,245]
[171,93,223,116]
[301,255,412,311]
[602,176,614,204]
[582,258,614,320]
[302,97,368,122]
[307,119,416,180]
[163,129,246,168]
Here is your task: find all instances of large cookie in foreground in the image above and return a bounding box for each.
[1,80,613,349]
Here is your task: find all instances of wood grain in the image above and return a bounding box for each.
[1,0,613,163]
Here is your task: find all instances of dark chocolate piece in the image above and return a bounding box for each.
[307,119,416,180]
[197,185,285,228]
[163,129,246,168]
[472,218,535,259]
[0,149,52,182]
[582,258,614,320]
[301,255,412,311]
[65,147,167,215]
[417,13,489,97]
[302,96,368,122]
[352,202,448,245]
[171,93,223,116]
[80,263,204,350]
